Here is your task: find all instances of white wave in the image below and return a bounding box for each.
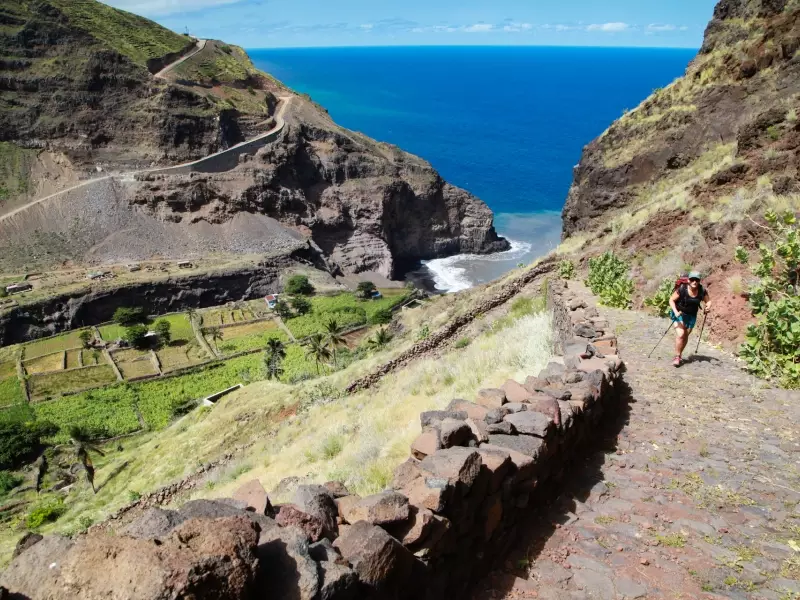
[422,238,533,294]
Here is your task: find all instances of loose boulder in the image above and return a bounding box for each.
[294,485,339,539]
[338,491,410,526]
[476,388,507,409]
[233,479,272,515]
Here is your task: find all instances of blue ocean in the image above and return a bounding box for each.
[249,46,697,291]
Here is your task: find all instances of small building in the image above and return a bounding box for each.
[87,271,112,281]
[5,283,32,294]
[265,294,279,309]
[127,264,141,272]
[370,290,383,300]
[178,261,193,269]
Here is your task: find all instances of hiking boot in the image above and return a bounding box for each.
[673,356,682,367]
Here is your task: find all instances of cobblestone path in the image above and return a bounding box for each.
[474,303,800,600]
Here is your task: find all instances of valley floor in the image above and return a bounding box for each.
[474,300,800,599]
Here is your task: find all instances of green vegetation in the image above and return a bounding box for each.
[369,308,393,325]
[0,377,25,407]
[209,321,287,356]
[558,259,576,280]
[263,339,286,381]
[26,497,66,529]
[0,471,22,497]
[34,389,139,442]
[290,296,312,315]
[368,328,393,350]
[28,365,118,401]
[113,307,147,326]
[123,324,149,350]
[98,323,127,342]
[154,319,171,345]
[48,0,189,67]
[285,275,315,296]
[173,42,261,86]
[735,211,800,388]
[454,337,471,349]
[284,293,407,339]
[0,142,35,205]
[644,277,675,317]
[156,343,208,372]
[586,251,634,309]
[357,281,377,299]
[0,418,56,470]
[79,331,93,349]
[23,329,90,360]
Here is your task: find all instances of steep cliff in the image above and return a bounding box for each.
[561,0,800,343]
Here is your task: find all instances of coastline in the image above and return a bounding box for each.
[405,211,562,293]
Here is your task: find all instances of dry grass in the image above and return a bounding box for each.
[23,352,63,375]
[201,310,553,501]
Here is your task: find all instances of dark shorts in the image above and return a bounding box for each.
[670,310,697,329]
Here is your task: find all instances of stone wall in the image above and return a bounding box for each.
[0,279,625,599]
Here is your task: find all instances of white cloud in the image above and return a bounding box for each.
[360,24,374,30]
[464,23,494,33]
[542,23,580,31]
[104,0,243,17]
[586,22,630,32]
[647,23,676,32]
[503,22,533,32]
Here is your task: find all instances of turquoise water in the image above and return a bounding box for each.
[249,46,697,290]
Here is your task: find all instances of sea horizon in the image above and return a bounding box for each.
[250,45,697,291]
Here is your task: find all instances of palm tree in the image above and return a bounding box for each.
[368,328,393,350]
[323,319,346,368]
[69,426,105,494]
[263,338,286,380]
[207,326,223,353]
[186,307,198,326]
[304,333,331,374]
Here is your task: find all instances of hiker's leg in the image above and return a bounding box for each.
[674,323,689,357]
[678,327,692,356]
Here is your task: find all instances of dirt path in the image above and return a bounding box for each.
[0,96,292,224]
[474,292,800,600]
[154,39,206,79]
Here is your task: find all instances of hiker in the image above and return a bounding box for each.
[668,271,711,367]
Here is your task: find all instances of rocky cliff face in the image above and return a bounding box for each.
[135,99,508,278]
[0,0,508,279]
[561,0,800,344]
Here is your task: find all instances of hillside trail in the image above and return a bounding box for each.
[153,38,206,79]
[0,95,292,225]
[474,285,800,600]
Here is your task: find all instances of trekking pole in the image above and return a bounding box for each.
[695,312,709,354]
[648,317,676,358]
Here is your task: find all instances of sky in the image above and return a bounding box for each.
[104,0,719,49]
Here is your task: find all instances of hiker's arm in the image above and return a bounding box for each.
[669,290,681,316]
[703,291,711,313]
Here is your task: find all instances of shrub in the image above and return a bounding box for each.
[454,337,471,349]
[320,434,345,459]
[0,470,22,496]
[644,278,674,317]
[558,260,576,280]
[0,420,57,470]
[356,281,377,299]
[285,275,314,296]
[586,251,634,309]
[26,497,66,529]
[0,287,6,298]
[247,85,255,95]
[767,125,782,141]
[273,300,292,320]
[79,330,93,349]
[369,308,393,325]
[417,325,430,340]
[735,210,800,387]
[113,307,146,326]
[290,296,312,315]
[124,324,149,349]
[154,319,171,346]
